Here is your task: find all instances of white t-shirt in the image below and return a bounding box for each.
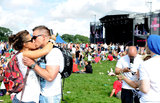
[16,53,40,103]
[72,47,76,54]
[88,55,92,61]
[38,48,64,96]
[0,82,5,89]
[139,57,160,103]
[116,54,143,89]
[104,43,108,49]
[91,44,94,48]
[120,45,124,52]
[0,43,5,50]
[68,43,70,49]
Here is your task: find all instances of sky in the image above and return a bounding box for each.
[0,0,160,37]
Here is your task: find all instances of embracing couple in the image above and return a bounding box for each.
[9,25,64,103]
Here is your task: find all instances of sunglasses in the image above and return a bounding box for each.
[25,35,42,43]
[32,35,43,40]
[25,39,33,43]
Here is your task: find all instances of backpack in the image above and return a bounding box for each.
[58,47,73,78]
[3,53,30,94]
[55,46,73,102]
[41,46,73,78]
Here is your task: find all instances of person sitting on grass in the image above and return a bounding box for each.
[107,52,115,61]
[81,61,93,73]
[110,75,122,99]
[94,54,102,64]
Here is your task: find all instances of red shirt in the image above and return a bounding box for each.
[86,44,88,48]
[72,64,79,72]
[113,80,122,95]
[108,54,113,61]
[95,57,101,63]
[5,52,10,58]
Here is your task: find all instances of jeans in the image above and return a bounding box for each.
[39,94,61,103]
[12,95,36,103]
[75,58,79,64]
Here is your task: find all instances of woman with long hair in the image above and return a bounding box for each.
[9,30,53,103]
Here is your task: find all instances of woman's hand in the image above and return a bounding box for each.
[23,56,35,67]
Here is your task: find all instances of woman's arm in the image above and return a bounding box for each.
[23,42,53,59]
[110,89,115,97]
[81,67,86,72]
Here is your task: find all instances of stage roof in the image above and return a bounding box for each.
[100,10,138,20]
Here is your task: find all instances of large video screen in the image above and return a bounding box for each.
[134,18,149,36]
[90,23,96,36]
[95,25,103,39]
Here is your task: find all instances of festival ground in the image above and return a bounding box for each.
[0,61,121,103]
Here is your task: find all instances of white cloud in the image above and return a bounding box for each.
[50,0,108,20]
[152,0,160,11]
[10,0,41,7]
[0,0,160,38]
[0,7,35,33]
[0,6,2,13]
[114,0,149,13]
[11,0,34,6]
[52,19,89,36]
[49,0,109,36]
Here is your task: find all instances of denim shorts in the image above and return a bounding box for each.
[39,94,61,103]
[12,95,36,103]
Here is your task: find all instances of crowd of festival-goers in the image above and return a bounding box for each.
[0,41,150,102]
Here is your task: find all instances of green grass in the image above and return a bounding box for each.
[0,61,121,103]
[61,61,120,103]
[0,94,11,103]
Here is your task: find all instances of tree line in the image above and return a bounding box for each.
[60,34,89,43]
[0,27,89,43]
[0,27,12,41]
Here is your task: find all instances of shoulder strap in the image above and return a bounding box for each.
[20,68,30,102]
[53,45,59,49]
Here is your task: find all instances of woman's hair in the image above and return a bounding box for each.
[9,30,29,51]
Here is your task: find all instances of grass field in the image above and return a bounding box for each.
[0,61,121,103]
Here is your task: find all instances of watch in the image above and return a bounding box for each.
[30,62,37,69]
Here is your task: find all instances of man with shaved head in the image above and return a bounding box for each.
[115,46,143,103]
